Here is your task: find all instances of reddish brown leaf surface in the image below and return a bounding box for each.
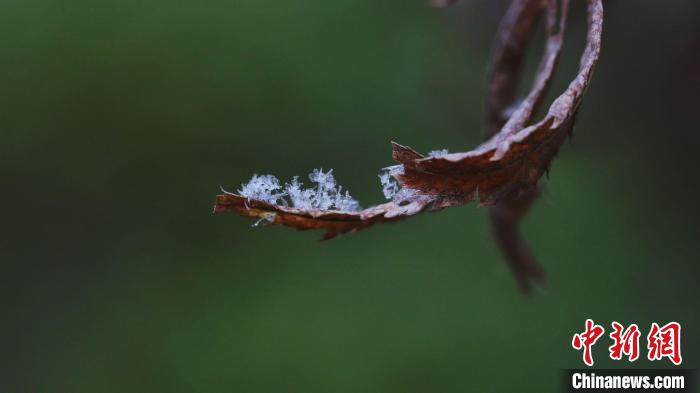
[214,193,438,240]
[484,0,570,292]
[395,0,603,205]
[213,0,604,291]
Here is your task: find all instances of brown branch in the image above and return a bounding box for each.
[214,193,433,240]
[213,0,604,291]
[484,0,568,293]
[485,0,548,138]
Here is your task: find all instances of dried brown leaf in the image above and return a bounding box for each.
[213,0,604,291]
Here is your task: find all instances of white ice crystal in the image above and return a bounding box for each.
[238,169,361,212]
[379,172,400,200]
[378,166,416,203]
[334,188,361,212]
[309,168,337,210]
[428,148,449,157]
[309,168,336,189]
[373,149,445,202]
[238,174,286,204]
[392,187,415,203]
[285,176,316,210]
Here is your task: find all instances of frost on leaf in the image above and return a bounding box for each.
[379,171,399,199]
[305,169,362,212]
[285,177,315,210]
[238,174,286,205]
[379,166,417,204]
[427,149,449,158]
[235,169,361,213]
[214,0,604,292]
[334,189,361,212]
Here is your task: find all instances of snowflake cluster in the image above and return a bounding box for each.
[376,148,446,201]
[237,148,448,211]
[237,169,361,212]
[237,174,286,205]
[378,171,400,200]
[378,166,415,203]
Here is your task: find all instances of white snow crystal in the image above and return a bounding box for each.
[392,187,415,203]
[378,167,417,203]
[428,148,449,157]
[238,169,361,212]
[285,176,316,210]
[334,188,361,212]
[309,168,336,189]
[309,168,336,210]
[238,174,286,204]
[379,172,400,200]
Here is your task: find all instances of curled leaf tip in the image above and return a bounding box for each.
[215,0,604,291]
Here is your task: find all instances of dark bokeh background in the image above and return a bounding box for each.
[3,0,699,391]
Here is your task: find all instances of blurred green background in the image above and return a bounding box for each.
[2,0,699,391]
